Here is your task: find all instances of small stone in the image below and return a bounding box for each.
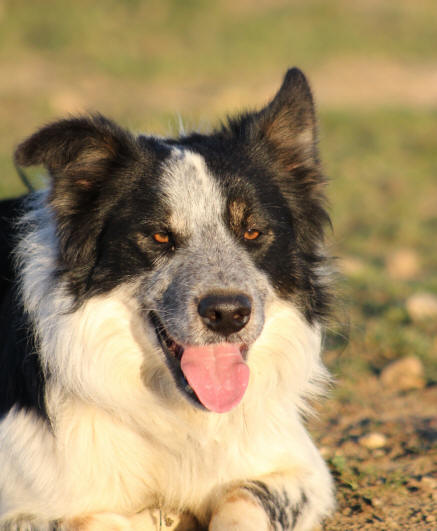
[426,514,436,523]
[406,292,437,321]
[380,356,426,391]
[359,432,387,449]
[387,249,420,280]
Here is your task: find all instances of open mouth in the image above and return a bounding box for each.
[148,311,198,404]
[149,311,250,413]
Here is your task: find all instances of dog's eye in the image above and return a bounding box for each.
[243,229,261,241]
[152,232,170,244]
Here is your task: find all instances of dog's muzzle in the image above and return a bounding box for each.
[149,291,253,413]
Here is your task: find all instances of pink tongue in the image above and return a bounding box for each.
[180,344,249,413]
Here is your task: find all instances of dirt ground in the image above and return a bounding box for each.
[310,376,437,530]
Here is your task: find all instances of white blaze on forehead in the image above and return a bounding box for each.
[162,148,225,235]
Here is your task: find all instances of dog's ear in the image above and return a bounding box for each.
[15,115,146,283]
[241,69,329,252]
[15,114,142,194]
[255,67,318,169]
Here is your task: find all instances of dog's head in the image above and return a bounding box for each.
[15,68,330,412]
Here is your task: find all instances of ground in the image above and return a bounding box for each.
[312,376,437,530]
[315,106,437,530]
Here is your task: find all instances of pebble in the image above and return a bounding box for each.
[386,249,420,280]
[359,432,387,449]
[406,292,437,321]
[380,356,426,391]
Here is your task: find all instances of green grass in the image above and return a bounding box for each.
[319,109,437,383]
[323,109,437,261]
[1,0,436,79]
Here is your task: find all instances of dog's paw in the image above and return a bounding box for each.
[209,490,271,531]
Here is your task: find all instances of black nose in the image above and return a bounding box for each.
[197,293,252,336]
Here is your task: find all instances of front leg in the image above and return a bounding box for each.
[209,469,334,531]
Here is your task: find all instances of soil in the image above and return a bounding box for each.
[309,376,437,530]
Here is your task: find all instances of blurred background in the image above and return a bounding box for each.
[1,0,436,527]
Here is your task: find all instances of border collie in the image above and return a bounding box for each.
[0,68,334,530]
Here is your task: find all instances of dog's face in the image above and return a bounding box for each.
[15,68,330,412]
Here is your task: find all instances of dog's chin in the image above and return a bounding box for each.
[148,311,250,412]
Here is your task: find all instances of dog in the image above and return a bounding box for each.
[0,68,334,530]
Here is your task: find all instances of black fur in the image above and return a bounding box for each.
[0,197,47,420]
[243,481,308,530]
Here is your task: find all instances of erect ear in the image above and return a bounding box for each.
[244,69,329,253]
[14,115,145,283]
[254,68,319,169]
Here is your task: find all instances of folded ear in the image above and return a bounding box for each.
[14,115,146,288]
[15,113,142,193]
[256,67,318,168]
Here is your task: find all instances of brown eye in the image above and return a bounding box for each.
[243,229,260,241]
[153,232,170,244]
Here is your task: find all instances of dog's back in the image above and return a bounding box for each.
[0,196,47,422]
[0,197,22,301]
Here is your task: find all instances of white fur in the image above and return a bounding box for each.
[0,191,334,529]
[162,149,225,237]
[210,491,271,531]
